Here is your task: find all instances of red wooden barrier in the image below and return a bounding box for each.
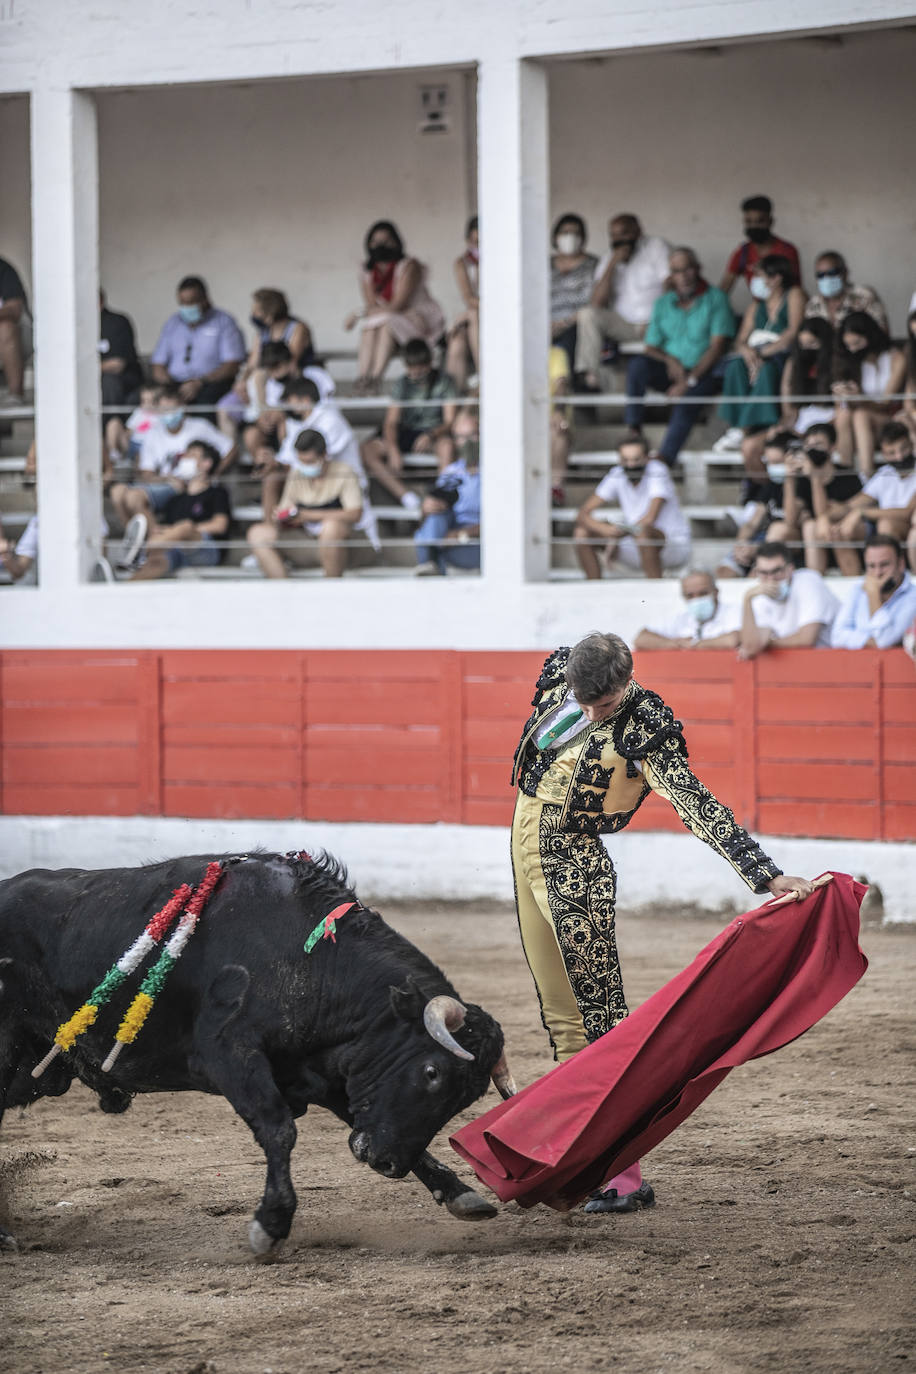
[1,648,913,841]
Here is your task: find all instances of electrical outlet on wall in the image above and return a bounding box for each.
[418,84,450,135]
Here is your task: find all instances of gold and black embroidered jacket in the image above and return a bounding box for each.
[511,647,782,895]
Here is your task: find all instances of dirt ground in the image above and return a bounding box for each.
[2,899,914,1374]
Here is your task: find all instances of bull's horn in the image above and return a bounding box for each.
[423,995,474,1062]
[491,1051,517,1100]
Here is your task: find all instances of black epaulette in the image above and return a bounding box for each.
[612,686,687,776]
[531,646,570,706]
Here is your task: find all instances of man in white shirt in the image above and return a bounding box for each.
[109,384,235,530]
[739,542,839,659]
[831,535,916,649]
[574,214,670,388]
[820,422,916,569]
[635,569,742,650]
[573,435,691,579]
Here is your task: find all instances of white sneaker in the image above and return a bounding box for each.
[90,556,115,583]
[240,553,261,570]
[415,561,442,576]
[115,514,148,569]
[712,427,745,453]
[401,491,422,513]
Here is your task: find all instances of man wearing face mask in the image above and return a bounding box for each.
[803,252,888,332]
[814,422,916,574]
[635,570,741,649]
[739,541,839,660]
[414,410,481,576]
[109,383,234,535]
[574,214,670,389]
[831,535,916,649]
[574,435,691,579]
[151,275,246,409]
[624,248,734,467]
[719,196,800,298]
[245,429,364,579]
[784,421,863,576]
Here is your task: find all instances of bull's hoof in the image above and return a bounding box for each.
[0,1228,19,1253]
[445,1189,498,1221]
[248,1218,285,1259]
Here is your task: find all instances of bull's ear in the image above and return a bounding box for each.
[389,978,425,1023]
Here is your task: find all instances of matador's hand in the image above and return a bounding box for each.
[767,874,816,901]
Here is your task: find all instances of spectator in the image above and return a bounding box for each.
[573,434,691,580]
[360,339,458,508]
[715,255,806,453]
[784,421,863,575]
[832,312,907,475]
[635,569,742,649]
[259,376,378,551]
[414,410,481,576]
[245,429,363,580]
[717,430,795,577]
[99,289,142,413]
[574,213,670,388]
[816,422,916,576]
[624,247,734,466]
[0,254,28,403]
[902,308,916,446]
[344,221,445,391]
[109,384,234,530]
[780,316,836,436]
[237,343,335,464]
[550,213,599,374]
[218,289,315,438]
[738,541,839,659]
[445,215,479,391]
[150,275,246,408]
[830,535,916,649]
[0,512,37,582]
[549,344,573,506]
[117,441,231,580]
[719,196,801,298]
[804,252,888,332]
[105,383,162,468]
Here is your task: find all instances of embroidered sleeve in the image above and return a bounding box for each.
[641,735,782,894]
[531,647,570,707]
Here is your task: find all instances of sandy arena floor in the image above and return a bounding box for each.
[2,899,914,1374]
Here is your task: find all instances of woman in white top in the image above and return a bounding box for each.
[344,220,445,392]
[833,311,906,475]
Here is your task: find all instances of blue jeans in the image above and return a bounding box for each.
[624,356,724,464]
[414,511,480,573]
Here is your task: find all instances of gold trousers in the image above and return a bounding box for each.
[510,792,628,1062]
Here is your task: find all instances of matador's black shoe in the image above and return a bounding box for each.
[583,1181,656,1214]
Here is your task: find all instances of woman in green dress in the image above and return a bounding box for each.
[719,254,806,438]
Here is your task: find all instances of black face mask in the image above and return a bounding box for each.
[368,244,400,265]
[746,226,771,245]
[611,237,637,250]
[880,575,900,596]
[250,314,267,329]
[886,456,915,472]
[624,464,647,483]
[806,448,831,468]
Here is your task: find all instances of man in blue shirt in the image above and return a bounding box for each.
[151,275,245,409]
[624,246,734,466]
[831,534,916,649]
[414,411,480,575]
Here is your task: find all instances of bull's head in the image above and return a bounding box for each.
[347,980,514,1178]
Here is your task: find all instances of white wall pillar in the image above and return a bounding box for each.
[477,56,550,585]
[30,87,101,588]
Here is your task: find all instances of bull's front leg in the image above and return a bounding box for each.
[411,1151,497,1220]
[192,964,296,1257]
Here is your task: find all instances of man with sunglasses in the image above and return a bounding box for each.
[803,252,888,332]
[151,275,245,409]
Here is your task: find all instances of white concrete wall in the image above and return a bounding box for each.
[0,816,910,921]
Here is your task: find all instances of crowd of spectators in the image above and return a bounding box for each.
[1,194,915,596]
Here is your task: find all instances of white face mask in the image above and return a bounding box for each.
[687,594,716,624]
[750,276,772,300]
[556,232,582,255]
[294,458,324,479]
[772,578,791,602]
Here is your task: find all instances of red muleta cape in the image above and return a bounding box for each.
[450,872,867,1211]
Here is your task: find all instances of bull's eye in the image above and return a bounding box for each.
[424,1062,441,1086]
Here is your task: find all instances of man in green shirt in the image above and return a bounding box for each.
[624,247,734,465]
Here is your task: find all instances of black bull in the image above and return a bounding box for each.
[0,851,513,1255]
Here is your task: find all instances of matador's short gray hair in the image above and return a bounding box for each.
[566,632,633,703]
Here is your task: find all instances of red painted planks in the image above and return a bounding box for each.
[756,686,874,725]
[163,782,300,820]
[2,704,139,746]
[3,785,141,816]
[757,722,874,762]
[3,745,138,786]
[758,761,876,803]
[2,660,141,702]
[161,679,300,725]
[757,800,879,840]
[162,745,300,786]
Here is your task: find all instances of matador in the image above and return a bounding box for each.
[510,631,813,1213]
